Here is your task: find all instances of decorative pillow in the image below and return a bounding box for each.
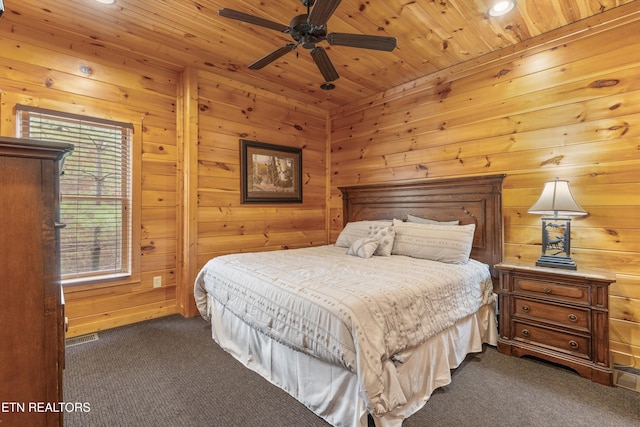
[406,214,460,225]
[335,221,392,248]
[391,219,475,264]
[346,237,380,258]
[368,225,395,257]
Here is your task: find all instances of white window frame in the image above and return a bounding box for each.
[17,104,134,284]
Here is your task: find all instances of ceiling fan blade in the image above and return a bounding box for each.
[248,44,295,70]
[310,47,339,82]
[327,33,397,51]
[308,0,342,27]
[218,8,290,33]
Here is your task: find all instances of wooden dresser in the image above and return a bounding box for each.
[496,262,615,386]
[0,137,73,426]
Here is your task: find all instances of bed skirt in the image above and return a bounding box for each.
[207,294,498,427]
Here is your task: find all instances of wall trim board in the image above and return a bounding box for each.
[177,67,200,318]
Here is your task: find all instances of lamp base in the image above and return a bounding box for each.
[535,254,577,270]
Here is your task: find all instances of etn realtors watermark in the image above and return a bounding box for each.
[1,401,91,413]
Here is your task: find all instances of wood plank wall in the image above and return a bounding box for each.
[0,32,180,336]
[329,13,640,370]
[192,68,329,273]
[0,34,329,337]
[0,30,328,332]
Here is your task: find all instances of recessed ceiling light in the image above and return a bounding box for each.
[488,1,515,17]
[320,83,335,91]
[95,0,116,5]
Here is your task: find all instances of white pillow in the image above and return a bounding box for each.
[406,214,460,225]
[335,221,392,248]
[368,224,395,257]
[391,219,475,264]
[346,237,380,258]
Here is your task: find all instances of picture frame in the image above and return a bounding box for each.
[240,140,302,203]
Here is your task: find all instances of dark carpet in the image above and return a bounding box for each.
[63,315,640,427]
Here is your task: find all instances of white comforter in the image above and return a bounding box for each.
[194,245,494,416]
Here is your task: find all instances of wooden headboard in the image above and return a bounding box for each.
[339,174,505,278]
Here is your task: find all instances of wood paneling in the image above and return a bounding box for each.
[194,68,328,271]
[1,1,637,110]
[0,28,328,334]
[330,13,640,367]
[0,31,180,337]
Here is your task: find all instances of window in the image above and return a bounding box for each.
[17,105,133,283]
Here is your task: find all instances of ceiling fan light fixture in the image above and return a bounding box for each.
[95,0,116,4]
[320,83,335,90]
[488,1,515,17]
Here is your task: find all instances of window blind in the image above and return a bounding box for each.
[16,104,133,283]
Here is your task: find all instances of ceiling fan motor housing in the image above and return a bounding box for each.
[290,14,326,49]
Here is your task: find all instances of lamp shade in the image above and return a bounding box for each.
[528,178,587,216]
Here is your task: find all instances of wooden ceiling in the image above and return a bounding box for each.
[0,0,637,110]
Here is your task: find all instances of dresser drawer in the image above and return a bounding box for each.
[513,277,589,304]
[513,297,589,332]
[513,321,590,359]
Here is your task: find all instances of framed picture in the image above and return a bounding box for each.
[240,140,302,203]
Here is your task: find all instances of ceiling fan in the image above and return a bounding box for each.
[218,0,397,83]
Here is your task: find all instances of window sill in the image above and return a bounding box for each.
[62,273,141,293]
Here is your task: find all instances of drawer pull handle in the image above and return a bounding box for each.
[568,314,578,322]
[522,329,530,337]
[544,287,551,294]
[569,340,579,350]
[54,222,67,229]
[522,305,530,312]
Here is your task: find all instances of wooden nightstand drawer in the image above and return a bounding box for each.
[513,297,589,331]
[514,277,589,304]
[513,321,590,359]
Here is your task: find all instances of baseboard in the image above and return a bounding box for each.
[66,305,177,338]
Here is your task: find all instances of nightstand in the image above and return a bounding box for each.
[495,262,615,386]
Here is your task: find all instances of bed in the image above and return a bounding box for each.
[194,174,504,427]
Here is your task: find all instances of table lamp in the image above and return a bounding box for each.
[528,177,587,270]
